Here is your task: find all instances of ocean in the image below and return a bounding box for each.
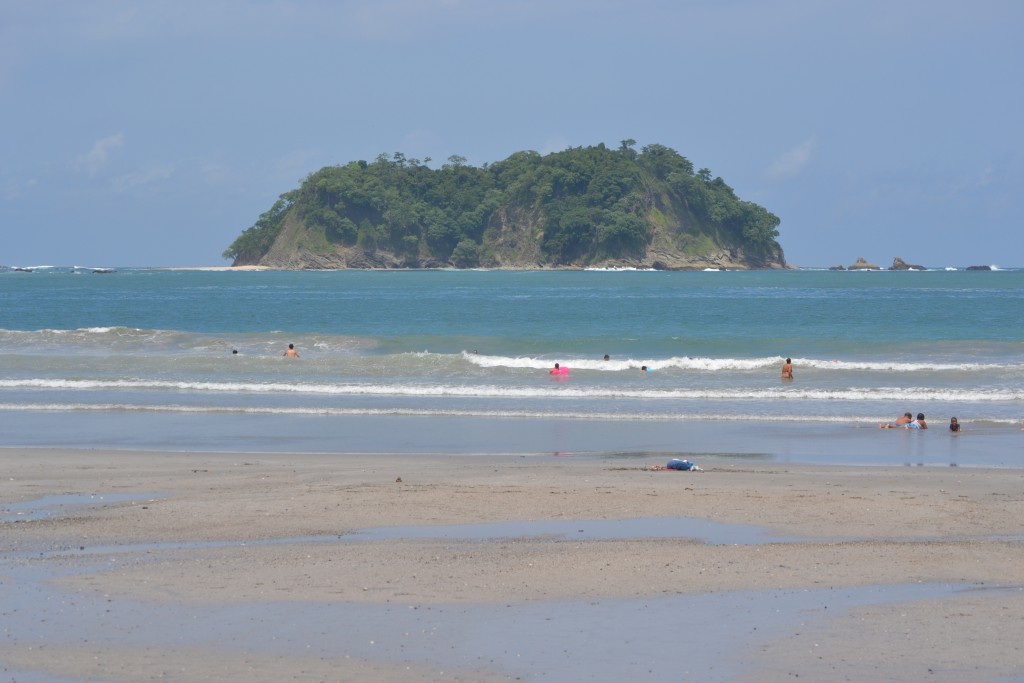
[1,267,1021,467]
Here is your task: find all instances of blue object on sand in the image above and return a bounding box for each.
[666,459,697,470]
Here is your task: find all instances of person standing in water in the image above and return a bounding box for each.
[781,357,794,379]
[283,343,299,358]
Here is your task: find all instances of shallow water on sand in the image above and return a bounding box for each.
[0,545,1002,683]
[2,410,1018,468]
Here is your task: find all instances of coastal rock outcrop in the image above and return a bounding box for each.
[847,257,880,270]
[966,265,992,271]
[891,257,926,271]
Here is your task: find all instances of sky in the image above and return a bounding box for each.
[2,0,1022,268]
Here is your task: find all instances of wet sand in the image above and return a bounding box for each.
[2,448,1023,682]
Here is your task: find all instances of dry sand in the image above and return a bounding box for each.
[1,448,1022,682]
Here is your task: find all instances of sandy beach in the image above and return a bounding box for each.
[2,448,1022,682]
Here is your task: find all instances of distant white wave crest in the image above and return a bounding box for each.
[463,353,1016,373]
[789,358,1013,372]
[465,353,781,371]
[2,378,1020,402]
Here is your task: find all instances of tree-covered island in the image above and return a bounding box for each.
[224,140,787,270]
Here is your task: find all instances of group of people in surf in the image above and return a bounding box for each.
[778,357,965,433]
[276,345,982,436]
[283,340,978,436]
[549,354,654,376]
[879,412,962,432]
[880,412,929,430]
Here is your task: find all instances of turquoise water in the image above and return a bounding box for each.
[1,267,1022,464]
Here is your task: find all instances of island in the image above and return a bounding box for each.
[224,141,787,270]
[847,257,880,271]
[889,257,926,271]
[833,257,929,271]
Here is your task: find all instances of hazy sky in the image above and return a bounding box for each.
[2,0,1021,268]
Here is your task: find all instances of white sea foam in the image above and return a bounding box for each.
[465,354,782,371]
[1,378,1019,402]
[463,352,1014,373]
[794,358,1013,372]
[2,402,1021,428]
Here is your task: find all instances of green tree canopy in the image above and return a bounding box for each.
[224,141,782,267]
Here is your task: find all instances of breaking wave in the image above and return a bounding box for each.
[1,378,1019,402]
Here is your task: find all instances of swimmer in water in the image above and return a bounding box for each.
[880,412,913,429]
[283,343,299,358]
